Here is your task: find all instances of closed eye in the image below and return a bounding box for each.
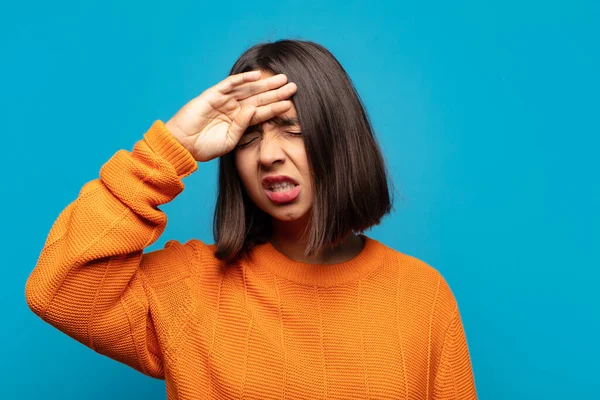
[236,131,302,149]
[236,132,261,148]
[236,139,256,148]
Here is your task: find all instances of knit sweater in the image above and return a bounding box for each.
[25,120,477,400]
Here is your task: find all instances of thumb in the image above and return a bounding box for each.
[227,105,257,146]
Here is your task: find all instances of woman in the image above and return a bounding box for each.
[25,39,477,399]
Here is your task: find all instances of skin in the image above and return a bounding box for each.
[233,70,364,264]
[166,69,364,264]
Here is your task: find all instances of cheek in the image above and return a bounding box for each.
[234,153,260,196]
[294,152,311,184]
[233,151,242,171]
[234,156,249,187]
[234,152,249,179]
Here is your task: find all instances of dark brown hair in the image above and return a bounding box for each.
[213,39,394,263]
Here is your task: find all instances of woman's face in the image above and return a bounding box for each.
[233,72,313,223]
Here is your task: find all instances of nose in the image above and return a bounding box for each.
[258,129,286,167]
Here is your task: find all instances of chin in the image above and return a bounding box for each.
[265,204,311,222]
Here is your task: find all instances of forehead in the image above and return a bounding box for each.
[258,69,298,121]
[247,113,300,134]
[249,84,299,131]
[267,103,300,125]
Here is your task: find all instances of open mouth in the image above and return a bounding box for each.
[267,182,299,193]
[264,183,301,204]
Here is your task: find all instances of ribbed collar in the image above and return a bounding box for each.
[247,235,387,287]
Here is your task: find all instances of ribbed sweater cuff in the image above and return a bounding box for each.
[143,120,198,178]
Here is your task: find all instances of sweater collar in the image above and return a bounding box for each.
[247,234,387,286]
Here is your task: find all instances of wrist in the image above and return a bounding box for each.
[165,121,194,155]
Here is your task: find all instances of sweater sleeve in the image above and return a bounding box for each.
[24,120,198,379]
[431,306,478,399]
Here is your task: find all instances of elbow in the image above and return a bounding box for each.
[24,271,47,319]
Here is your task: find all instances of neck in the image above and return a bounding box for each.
[270,216,364,265]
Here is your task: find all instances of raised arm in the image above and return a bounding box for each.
[25,70,298,378]
[25,120,198,378]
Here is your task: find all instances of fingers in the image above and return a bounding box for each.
[231,73,289,100]
[248,101,293,126]
[242,82,297,108]
[212,71,296,110]
[213,70,262,94]
[227,105,257,144]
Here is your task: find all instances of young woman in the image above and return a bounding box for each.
[25,39,477,399]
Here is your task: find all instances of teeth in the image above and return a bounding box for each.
[269,182,296,192]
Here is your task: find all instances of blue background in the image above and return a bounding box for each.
[2,0,598,398]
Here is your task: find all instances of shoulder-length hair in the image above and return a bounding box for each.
[213,39,394,263]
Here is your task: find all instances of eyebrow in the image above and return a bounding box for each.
[246,116,300,133]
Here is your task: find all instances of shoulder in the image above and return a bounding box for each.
[379,241,463,345]
[138,238,212,287]
[377,240,459,315]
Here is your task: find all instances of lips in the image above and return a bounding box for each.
[262,175,301,204]
[262,175,299,190]
[264,185,301,204]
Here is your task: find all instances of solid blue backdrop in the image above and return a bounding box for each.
[2,0,598,399]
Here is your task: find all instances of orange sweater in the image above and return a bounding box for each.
[25,120,477,399]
